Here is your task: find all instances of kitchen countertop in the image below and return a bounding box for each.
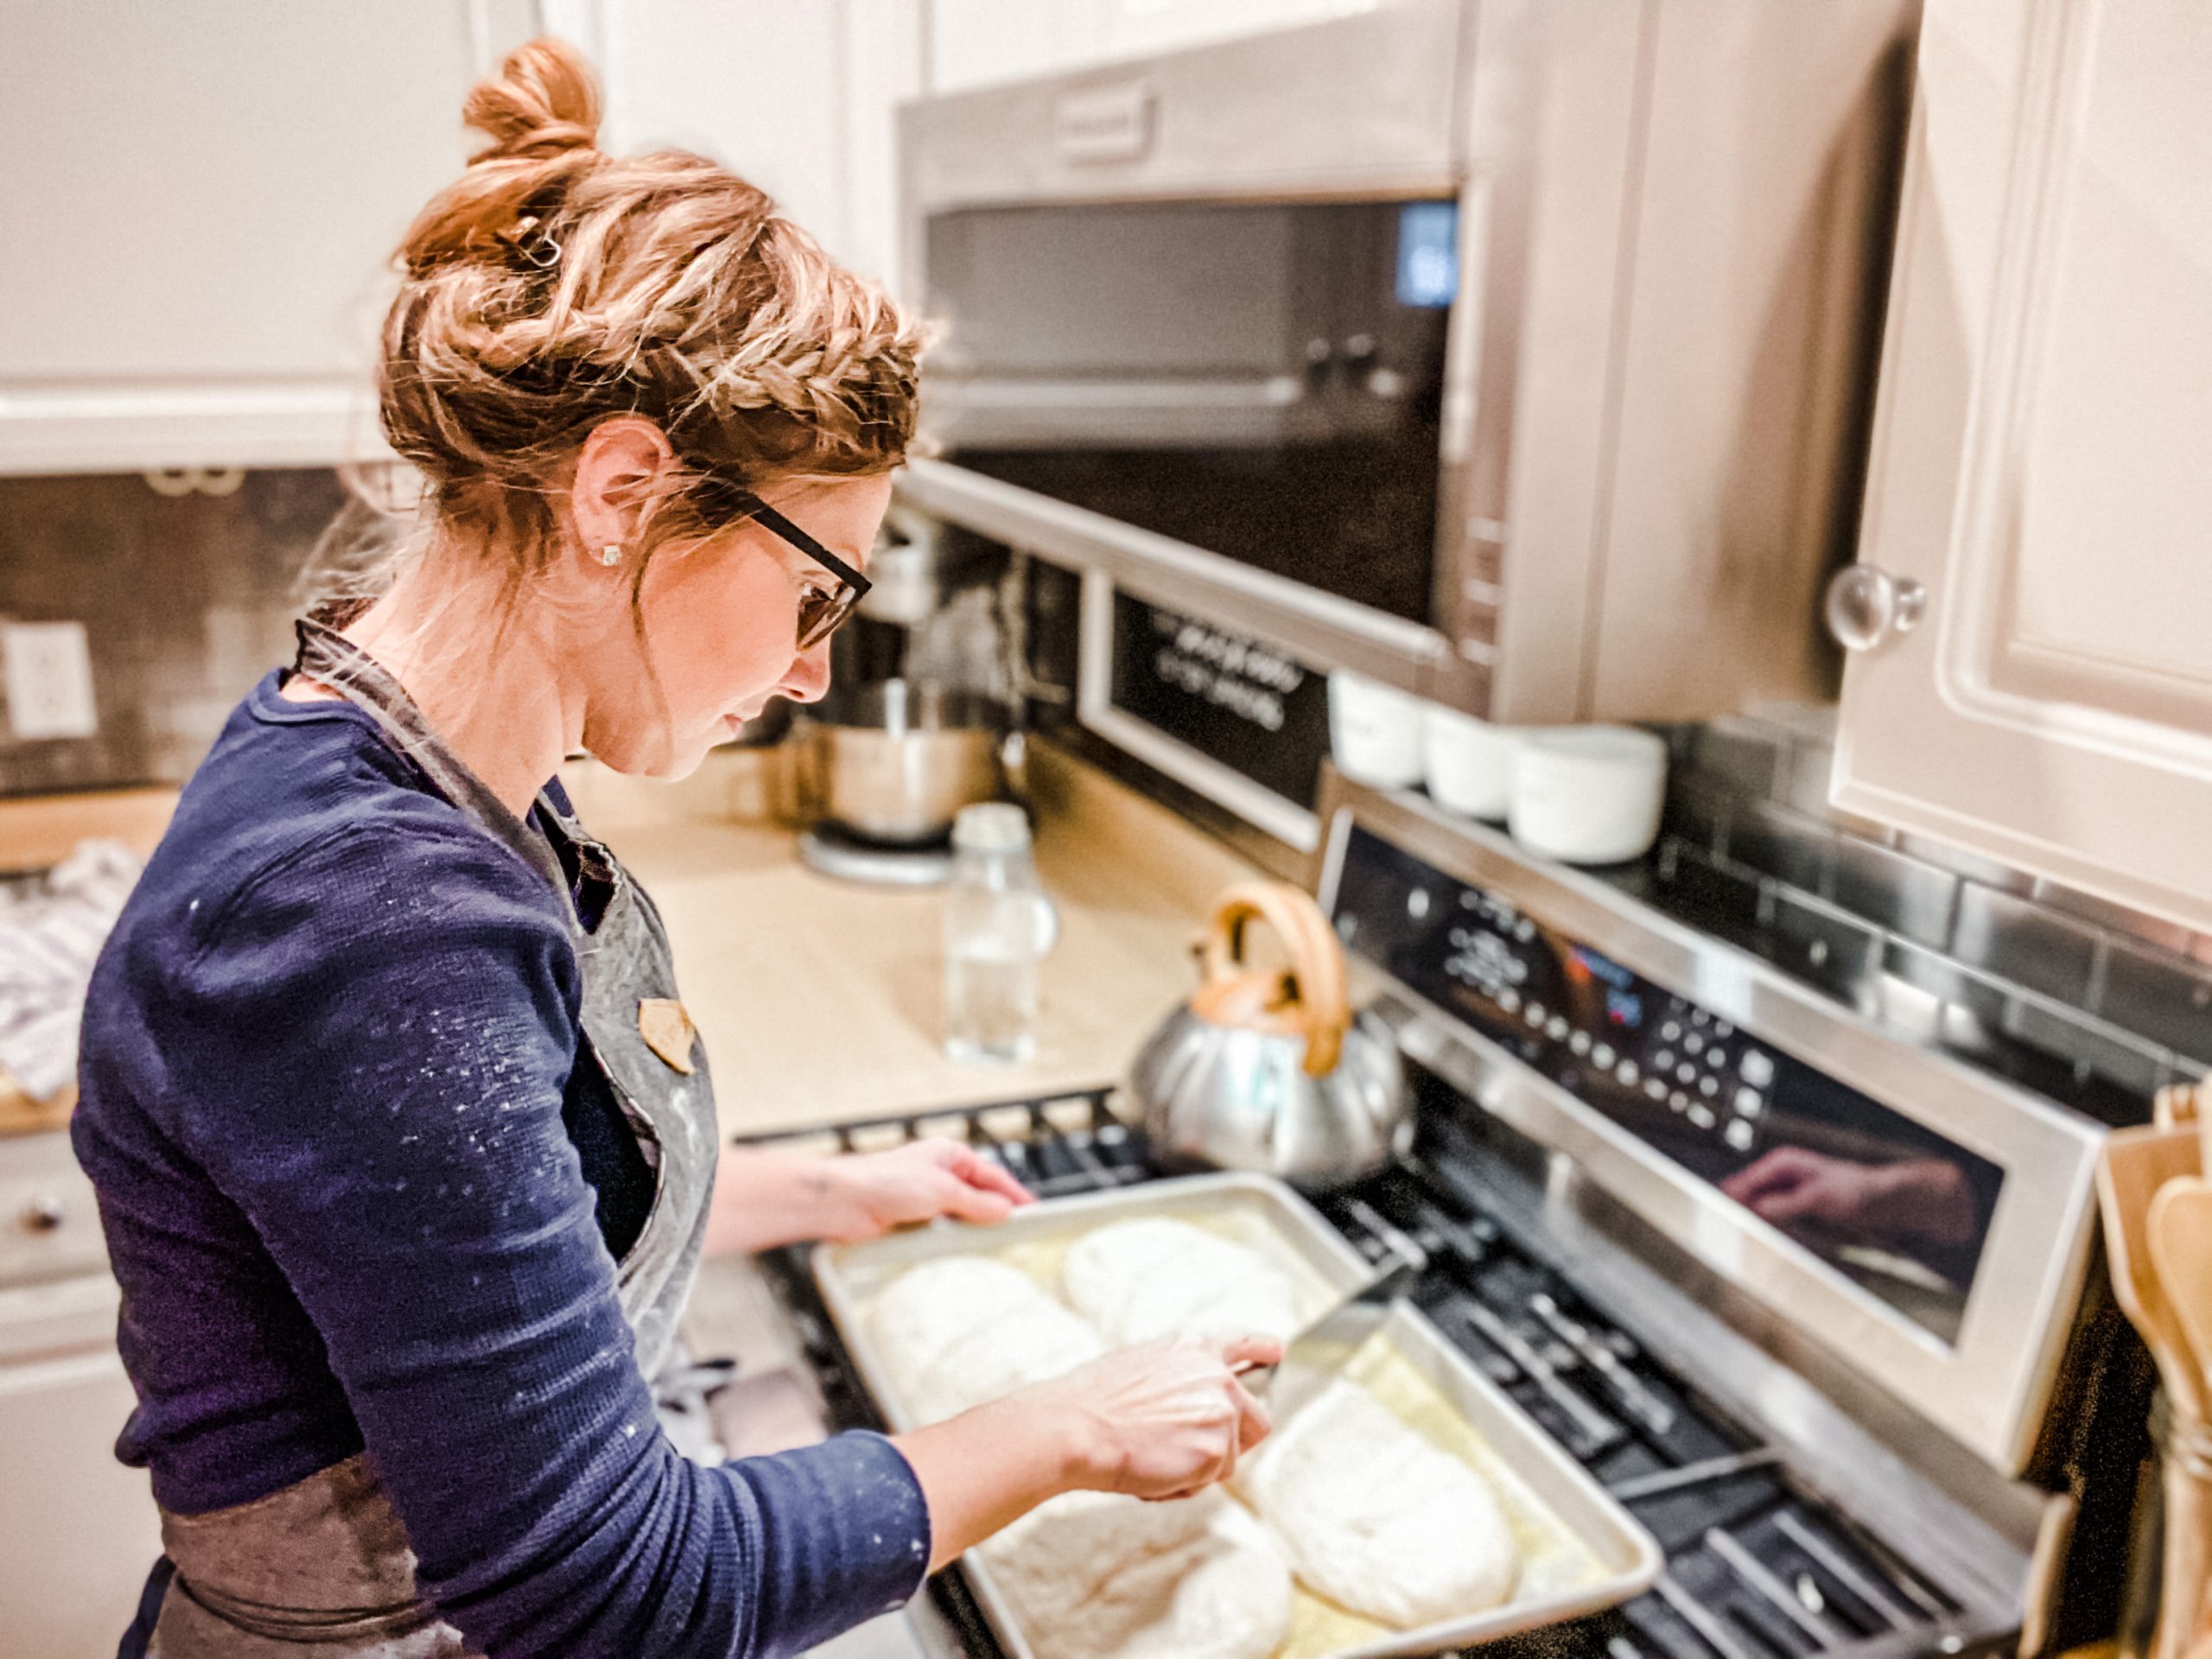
[567,742,1261,1136]
[0,741,1262,1139]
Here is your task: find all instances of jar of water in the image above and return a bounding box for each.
[943,804,1058,1065]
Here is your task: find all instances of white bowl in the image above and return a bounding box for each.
[1328,671,1425,790]
[1421,705,1516,820]
[1508,726,1669,865]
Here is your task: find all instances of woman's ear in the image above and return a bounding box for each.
[569,416,677,559]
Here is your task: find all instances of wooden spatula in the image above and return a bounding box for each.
[2100,1125,2204,1420]
[2106,1131,2209,1659]
[2153,1178,2212,1412]
[2155,1178,2212,1659]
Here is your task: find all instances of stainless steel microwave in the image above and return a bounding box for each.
[893,0,1916,734]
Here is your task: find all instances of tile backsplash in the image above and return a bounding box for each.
[4,471,2206,1111]
[0,470,345,797]
[1658,706,2212,1118]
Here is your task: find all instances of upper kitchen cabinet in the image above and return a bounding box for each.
[543,0,919,289]
[926,0,1367,94]
[0,2,534,476]
[1831,0,2212,932]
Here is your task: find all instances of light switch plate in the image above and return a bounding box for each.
[2,620,99,740]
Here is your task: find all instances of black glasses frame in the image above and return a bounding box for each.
[740,497,873,650]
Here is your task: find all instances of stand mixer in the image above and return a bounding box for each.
[794,511,1025,885]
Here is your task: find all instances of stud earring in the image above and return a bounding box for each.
[598,544,623,567]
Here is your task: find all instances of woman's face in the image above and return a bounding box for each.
[575,470,893,779]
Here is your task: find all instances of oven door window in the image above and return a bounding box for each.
[923,199,1454,625]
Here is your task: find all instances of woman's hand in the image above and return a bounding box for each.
[891,1333,1281,1571]
[817,1138,1036,1242]
[1024,1335,1281,1501]
[704,1139,1033,1257]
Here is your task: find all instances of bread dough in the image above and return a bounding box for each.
[982,1490,1293,1659]
[1061,1218,1302,1347]
[1239,1378,1520,1627]
[872,1258,1036,1378]
[871,1256,1103,1425]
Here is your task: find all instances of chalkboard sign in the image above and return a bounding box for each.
[1106,594,1332,816]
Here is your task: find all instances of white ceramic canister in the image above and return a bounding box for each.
[1508,726,1669,865]
[1327,670,1425,790]
[1421,704,1517,820]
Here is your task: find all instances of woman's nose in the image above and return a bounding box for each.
[777,643,833,704]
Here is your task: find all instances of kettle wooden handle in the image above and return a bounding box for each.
[1198,880,1352,1077]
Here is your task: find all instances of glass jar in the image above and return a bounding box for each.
[941,804,1058,1065]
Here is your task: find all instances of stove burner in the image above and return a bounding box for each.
[736,1086,1973,1659]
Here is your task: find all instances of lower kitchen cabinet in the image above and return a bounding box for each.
[1831,0,2212,931]
[0,1311,160,1656]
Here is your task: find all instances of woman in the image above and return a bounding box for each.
[74,38,1275,1659]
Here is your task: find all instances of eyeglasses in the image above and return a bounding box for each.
[739,497,872,651]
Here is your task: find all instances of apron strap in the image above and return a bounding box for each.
[291,618,575,923]
[116,1554,175,1659]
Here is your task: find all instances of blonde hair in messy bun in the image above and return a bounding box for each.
[372,36,922,592]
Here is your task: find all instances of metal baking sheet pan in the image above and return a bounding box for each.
[812,1171,1662,1659]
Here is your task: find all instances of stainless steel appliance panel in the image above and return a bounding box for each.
[1313,772,2104,1476]
[896,0,1916,839]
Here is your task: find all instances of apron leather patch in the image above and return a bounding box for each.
[638,998,698,1074]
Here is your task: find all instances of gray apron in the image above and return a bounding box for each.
[134,620,724,1657]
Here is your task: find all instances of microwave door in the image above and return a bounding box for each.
[920,197,1452,626]
[924,199,1337,450]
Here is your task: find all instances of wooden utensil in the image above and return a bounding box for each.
[2153,1178,2212,1408]
[2190,1074,2212,1197]
[2159,1083,2201,1132]
[2101,1125,2206,1420]
[2103,1128,2209,1659]
[2153,1177,2212,1659]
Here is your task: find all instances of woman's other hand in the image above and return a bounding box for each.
[1027,1335,1280,1501]
[819,1138,1035,1241]
[705,1139,1032,1257]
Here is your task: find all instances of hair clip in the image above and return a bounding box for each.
[496,214,563,270]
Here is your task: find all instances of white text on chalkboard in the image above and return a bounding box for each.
[1148,612,1308,734]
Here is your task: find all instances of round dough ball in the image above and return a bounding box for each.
[982,1490,1293,1659]
[871,1256,1103,1425]
[1239,1378,1520,1627]
[1061,1218,1301,1347]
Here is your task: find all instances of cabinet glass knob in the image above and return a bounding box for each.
[1825,565,1928,652]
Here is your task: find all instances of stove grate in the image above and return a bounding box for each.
[734,1085,1974,1659]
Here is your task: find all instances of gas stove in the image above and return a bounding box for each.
[710,772,2142,1659]
[743,1084,1986,1659]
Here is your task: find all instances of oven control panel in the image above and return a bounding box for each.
[1434,883,1777,1157]
[1327,822,2003,1348]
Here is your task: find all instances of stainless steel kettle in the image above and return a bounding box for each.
[1132,880,1409,1186]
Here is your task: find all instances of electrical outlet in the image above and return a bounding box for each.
[2,620,99,741]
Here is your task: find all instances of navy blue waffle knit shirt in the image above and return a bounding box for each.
[72,671,931,1659]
